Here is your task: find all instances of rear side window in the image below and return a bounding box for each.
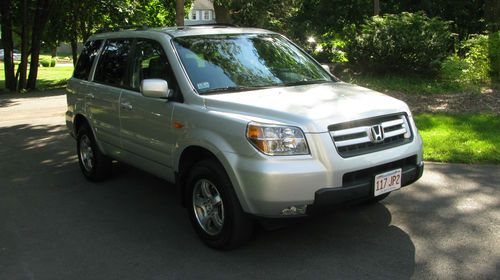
[94,39,132,87]
[73,40,102,80]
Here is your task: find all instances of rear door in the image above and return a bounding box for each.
[119,39,178,167]
[67,40,103,130]
[89,39,132,147]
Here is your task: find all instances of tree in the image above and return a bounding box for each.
[17,0,29,91]
[27,0,53,90]
[176,0,184,26]
[0,0,17,92]
[374,0,380,16]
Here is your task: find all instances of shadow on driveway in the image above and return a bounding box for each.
[0,123,416,279]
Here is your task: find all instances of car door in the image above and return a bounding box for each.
[67,40,104,136]
[89,39,132,146]
[119,39,178,168]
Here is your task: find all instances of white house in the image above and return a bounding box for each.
[185,0,216,25]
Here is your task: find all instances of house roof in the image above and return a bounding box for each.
[191,0,214,10]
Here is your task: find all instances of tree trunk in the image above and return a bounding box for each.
[485,0,500,81]
[0,0,17,92]
[176,0,184,26]
[374,0,380,16]
[18,0,29,91]
[484,0,500,32]
[71,39,78,67]
[27,0,52,90]
[213,2,232,24]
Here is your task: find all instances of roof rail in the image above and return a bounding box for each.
[185,23,239,28]
[95,25,149,34]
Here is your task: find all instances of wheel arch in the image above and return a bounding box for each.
[73,113,106,155]
[176,145,249,212]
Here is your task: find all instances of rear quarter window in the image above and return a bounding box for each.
[73,40,103,80]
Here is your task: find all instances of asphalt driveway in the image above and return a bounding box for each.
[1,91,499,279]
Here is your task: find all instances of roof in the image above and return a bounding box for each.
[155,26,272,37]
[89,26,275,40]
[191,0,214,10]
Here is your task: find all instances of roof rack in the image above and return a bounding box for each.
[95,25,149,34]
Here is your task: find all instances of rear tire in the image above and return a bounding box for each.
[76,125,112,182]
[186,160,254,250]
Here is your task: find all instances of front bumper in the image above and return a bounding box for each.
[308,161,424,213]
[226,131,423,218]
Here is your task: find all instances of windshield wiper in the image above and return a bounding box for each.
[200,86,268,95]
[282,80,333,87]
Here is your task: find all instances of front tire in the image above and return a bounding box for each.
[365,192,390,204]
[76,125,112,182]
[186,160,254,250]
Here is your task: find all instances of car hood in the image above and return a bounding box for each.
[203,82,410,133]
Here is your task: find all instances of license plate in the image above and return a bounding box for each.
[374,168,402,196]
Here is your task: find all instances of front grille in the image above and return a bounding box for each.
[342,156,417,186]
[329,113,413,157]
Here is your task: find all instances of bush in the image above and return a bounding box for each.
[345,12,453,74]
[40,59,51,67]
[441,33,494,87]
[489,31,500,82]
[40,57,56,67]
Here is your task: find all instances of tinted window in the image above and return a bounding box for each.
[74,40,102,80]
[173,34,333,94]
[130,39,173,91]
[94,39,132,87]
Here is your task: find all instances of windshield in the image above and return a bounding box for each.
[173,34,334,94]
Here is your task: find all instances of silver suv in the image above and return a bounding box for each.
[66,25,423,249]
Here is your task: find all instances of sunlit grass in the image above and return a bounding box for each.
[0,61,73,92]
[339,73,498,94]
[415,114,500,163]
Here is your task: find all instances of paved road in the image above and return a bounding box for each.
[1,92,499,279]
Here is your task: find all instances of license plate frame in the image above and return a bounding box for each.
[374,168,402,196]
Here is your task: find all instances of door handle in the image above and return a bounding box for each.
[121,102,133,110]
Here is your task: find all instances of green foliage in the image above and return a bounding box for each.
[40,58,56,67]
[1,62,72,92]
[441,33,496,89]
[345,12,453,74]
[339,73,466,95]
[415,114,500,164]
[39,56,57,68]
[489,32,500,82]
[292,0,489,41]
[312,32,348,64]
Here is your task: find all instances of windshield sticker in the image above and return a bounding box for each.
[197,82,210,90]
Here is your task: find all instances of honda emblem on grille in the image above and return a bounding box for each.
[370,124,384,143]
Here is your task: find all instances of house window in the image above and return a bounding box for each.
[191,11,197,20]
[204,10,209,20]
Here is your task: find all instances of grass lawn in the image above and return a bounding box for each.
[339,73,498,94]
[0,61,73,92]
[415,114,500,164]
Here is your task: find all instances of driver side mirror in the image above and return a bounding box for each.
[140,79,172,99]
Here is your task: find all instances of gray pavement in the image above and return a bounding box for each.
[1,91,499,279]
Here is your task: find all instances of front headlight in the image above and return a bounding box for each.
[246,122,309,156]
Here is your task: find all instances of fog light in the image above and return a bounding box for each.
[281,205,307,216]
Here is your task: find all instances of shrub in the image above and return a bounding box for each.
[40,58,51,67]
[312,32,349,64]
[345,12,453,75]
[40,57,56,67]
[489,31,500,82]
[441,33,494,86]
